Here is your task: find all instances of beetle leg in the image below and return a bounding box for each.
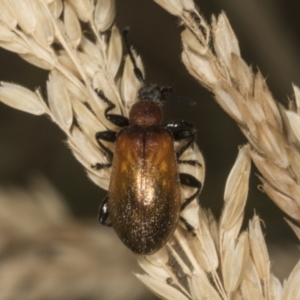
[180,216,196,236]
[122,29,145,84]
[177,159,202,167]
[94,90,128,166]
[91,163,112,170]
[164,120,199,161]
[95,89,129,127]
[179,173,202,211]
[164,120,193,133]
[95,131,117,162]
[179,173,202,235]
[98,196,112,227]
[174,130,196,160]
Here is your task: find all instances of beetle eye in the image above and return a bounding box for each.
[138,86,147,100]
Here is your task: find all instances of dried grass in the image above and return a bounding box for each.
[0,176,145,300]
[155,0,300,226]
[0,0,298,299]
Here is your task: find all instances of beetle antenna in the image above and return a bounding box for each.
[122,29,145,84]
[160,85,196,105]
[171,94,196,106]
[122,29,196,106]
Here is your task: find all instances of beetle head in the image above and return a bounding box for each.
[138,85,172,105]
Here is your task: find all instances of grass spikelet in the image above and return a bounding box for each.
[136,146,283,299]
[0,81,47,115]
[0,0,142,192]
[0,177,145,300]
[0,0,299,299]
[156,0,300,237]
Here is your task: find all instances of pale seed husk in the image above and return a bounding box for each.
[64,2,81,48]
[94,0,115,32]
[0,82,46,115]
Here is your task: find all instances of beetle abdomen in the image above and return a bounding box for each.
[108,127,181,254]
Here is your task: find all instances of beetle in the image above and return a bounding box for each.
[92,31,202,255]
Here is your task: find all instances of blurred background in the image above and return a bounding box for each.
[0,0,299,299]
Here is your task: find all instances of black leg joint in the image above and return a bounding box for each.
[95,89,129,128]
[180,216,196,236]
[95,131,116,162]
[106,114,129,127]
[164,120,197,159]
[98,196,112,227]
[164,120,193,133]
[172,128,197,141]
[96,131,117,143]
[178,159,202,167]
[180,173,202,211]
[91,163,112,170]
[179,173,202,188]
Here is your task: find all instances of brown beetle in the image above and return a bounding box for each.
[93,31,202,255]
